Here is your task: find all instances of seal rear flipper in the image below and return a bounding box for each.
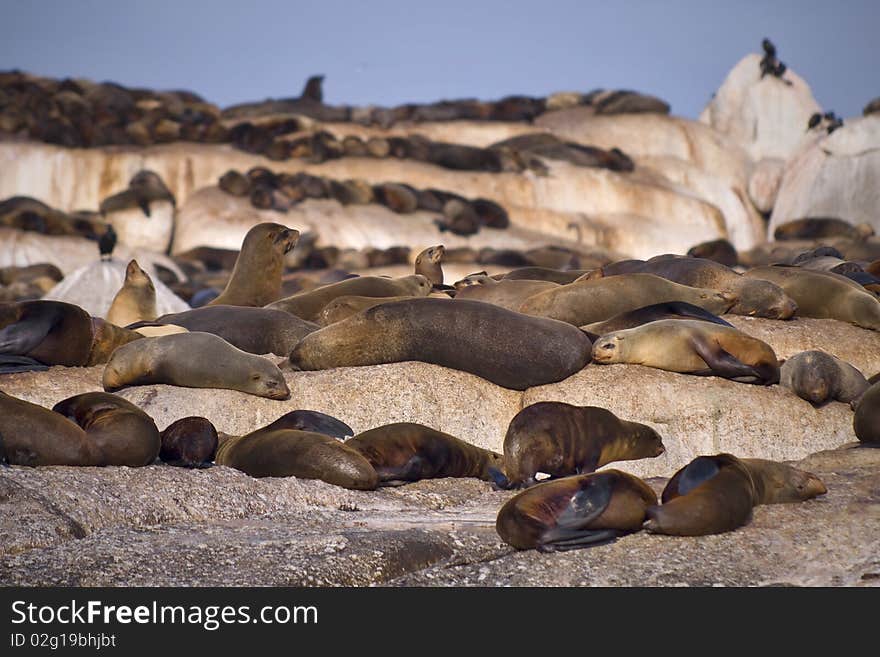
[661,302,734,328]
[0,320,53,356]
[552,476,614,531]
[536,528,623,552]
[0,354,50,373]
[662,456,721,503]
[375,455,430,483]
[691,336,761,381]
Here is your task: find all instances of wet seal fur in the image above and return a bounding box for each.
[496,470,658,551]
[289,297,593,390]
[103,331,290,399]
[159,416,218,468]
[780,350,869,406]
[495,402,664,488]
[0,391,160,466]
[345,422,503,484]
[592,319,780,384]
[644,454,827,536]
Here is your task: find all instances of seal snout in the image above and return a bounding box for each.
[804,474,827,498]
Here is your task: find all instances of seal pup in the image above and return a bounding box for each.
[215,429,378,490]
[580,301,733,340]
[496,470,658,552]
[644,454,826,536]
[208,223,298,307]
[853,381,880,445]
[495,402,665,489]
[592,319,780,384]
[780,350,869,406]
[103,332,290,399]
[106,259,158,327]
[159,416,218,468]
[289,298,593,390]
[345,422,503,485]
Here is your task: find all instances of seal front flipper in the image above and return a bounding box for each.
[0,354,50,373]
[138,198,152,217]
[0,319,53,355]
[536,476,615,550]
[661,455,720,503]
[375,455,430,484]
[691,335,761,381]
[536,528,622,552]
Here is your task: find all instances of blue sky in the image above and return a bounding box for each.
[1,0,877,118]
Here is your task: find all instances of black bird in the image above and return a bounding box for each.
[99,224,117,261]
[762,38,776,57]
[807,113,822,130]
[300,75,324,103]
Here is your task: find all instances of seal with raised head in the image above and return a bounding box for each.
[780,350,869,406]
[644,454,826,536]
[290,297,592,390]
[103,331,290,399]
[496,402,665,489]
[518,273,736,326]
[580,301,733,340]
[0,390,160,467]
[853,381,880,445]
[209,223,299,307]
[267,274,432,321]
[592,319,780,384]
[345,422,503,484]
[159,416,218,468]
[414,245,445,287]
[496,470,658,552]
[106,259,158,327]
[215,428,378,490]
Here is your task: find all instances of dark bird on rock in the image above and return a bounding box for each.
[99,225,117,261]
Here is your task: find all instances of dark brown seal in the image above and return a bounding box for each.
[345,422,503,484]
[496,470,658,551]
[159,416,218,468]
[780,350,869,406]
[260,409,354,439]
[580,301,734,340]
[853,381,880,445]
[289,298,593,390]
[773,218,873,242]
[496,402,665,488]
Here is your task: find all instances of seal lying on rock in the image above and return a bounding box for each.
[103,332,290,399]
[580,301,733,340]
[780,350,869,406]
[453,278,559,311]
[495,470,658,552]
[494,402,665,489]
[345,422,503,485]
[289,298,593,390]
[592,319,780,384]
[853,381,880,445]
[258,409,354,439]
[644,454,827,536]
[0,391,159,467]
[159,416,218,468]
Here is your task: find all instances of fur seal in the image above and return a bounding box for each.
[106,259,157,327]
[592,319,780,384]
[100,171,176,253]
[0,391,160,467]
[780,350,869,406]
[414,245,445,287]
[743,265,880,330]
[644,454,826,536]
[500,267,595,284]
[496,470,658,551]
[159,416,218,468]
[495,402,665,489]
[289,297,593,390]
[580,301,734,340]
[373,183,418,213]
[267,275,432,321]
[518,273,736,326]
[260,409,354,439]
[130,305,318,356]
[435,199,479,236]
[454,278,559,312]
[219,170,251,196]
[853,381,880,445]
[209,223,299,307]
[773,218,873,242]
[687,238,738,267]
[215,428,378,490]
[345,422,503,484]
[103,332,290,399]
[317,295,416,326]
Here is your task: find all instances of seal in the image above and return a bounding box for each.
[414,245,445,287]
[106,259,158,327]
[592,319,780,384]
[518,273,736,326]
[495,402,665,489]
[317,295,416,326]
[261,409,354,439]
[743,265,880,330]
[267,274,432,321]
[454,278,559,311]
[345,422,503,484]
[102,331,290,399]
[644,454,826,536]
[159,416,218,468]
[130,305,318,356]
[773,218,873,242]
[853,381,880,445]
[687,238,738,267]
[495,470,658,552]
[215,428,378,490]
[780,350,869,406]
[209,223,299,307]
[100,171,177,253]
[0,390,161,467]
[580,301,733,340]
[500,267,595,284]
[289,297,593,390]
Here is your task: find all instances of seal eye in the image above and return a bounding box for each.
[601,342,615,350]
[250,373,261,381]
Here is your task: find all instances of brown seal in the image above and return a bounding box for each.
[345,422,503,484]
[0,391,159,467]
[500,267,595,284]
[773,217,874,242]
[454,278,559,312]
[260,409,354,439]
[289,298,593,390]
[103,331,290,399]
[209,223,299,307]
[496,402,665,488]
[267,274,431,321]
[99,170,176,217]
[518,273,736,326]
[414,245,445,287]
[644,454,826,536]
[687,238,738,267]
[106,259,158,327]
[592,319,780,384]
[496,470,658,551]
[780,350,869,406]
[853,381,880,445]
[316,295,416,326]
[215,428,378,490]
[159,416,218,468]
[580,301,734,340]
